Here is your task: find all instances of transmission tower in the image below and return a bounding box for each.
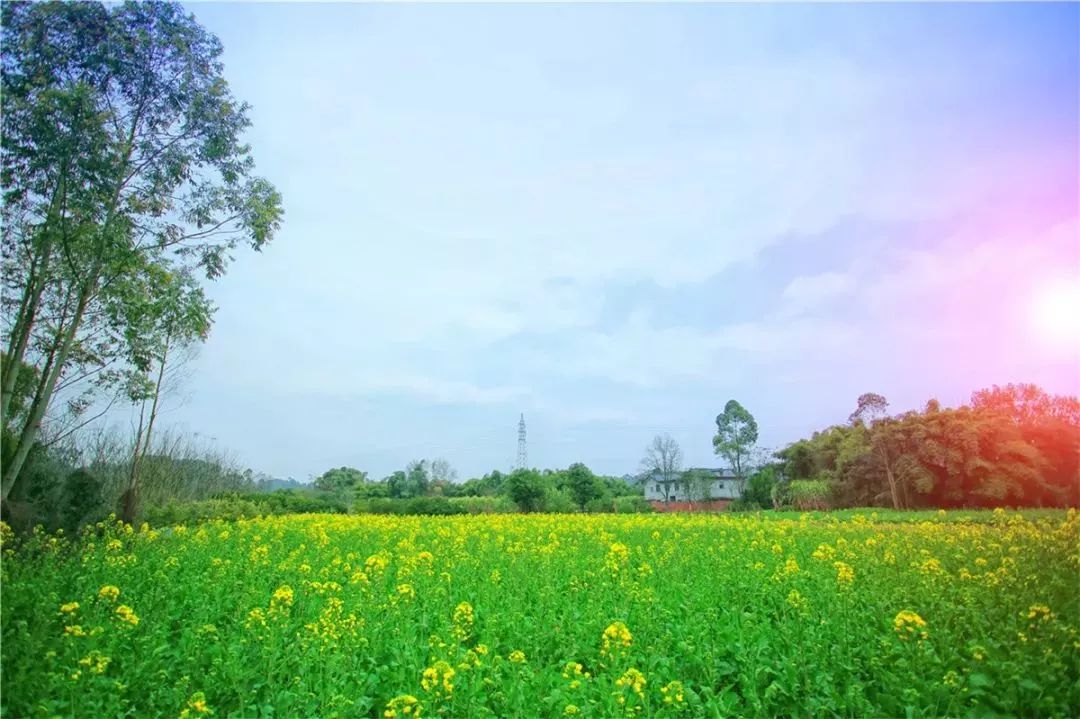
[516,413,528,470]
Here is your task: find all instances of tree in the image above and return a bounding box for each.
[713,400,758,493]
[565,462,602,510]
[119,270,211,522]
[505,468,545,513]
[681,469,714,508]
[744,466,778,509]
[1,1,283,500]
[849,392,890,426]
[314,467,368,493]
[430,458,457,488]
[640,434,683,505]
[384,470,409,499]
[404,460,431,498]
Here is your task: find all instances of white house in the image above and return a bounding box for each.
[644,467,742,504]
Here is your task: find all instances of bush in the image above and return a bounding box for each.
[446,496,516,514]
[360,497,467,516]
[745,466,778,509]
[727,499,763,513]
[771,480,793,509]
[543,489,579,514]
[790,479,830,510]
[141,489,348,526]
[612,496,654,514]
[584,496,615,513]
[60,469,105,532]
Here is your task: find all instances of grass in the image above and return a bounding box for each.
[2,509,1077,717]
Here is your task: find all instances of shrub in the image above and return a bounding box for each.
[60,470,105,533]
[446,496,516,514]
[790,479,830,510]
[612,496,654,514]
[584,496,615,513]
[543,489,580,514]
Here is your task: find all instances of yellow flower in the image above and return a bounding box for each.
[834,561,855,588]
[98,585,120,602]
[601,621,633,657]
[114,604,139,627]
[384,694,421,718]
[508,649,526,664]
[78,651,111,675]
[605,542,630,573]
[1026,604,1054,622]
[564,705,580,715]
[396,583,416,601]
[270,585,294,614]
[452,601,474,640]
[661,680,685,704]
[894,610,927,641]
[64,625,87,637]
[179,691,211,718]
[421,660,455,695]
[615,667,646,697]
[59,601,79,614]
[786,589,806,610]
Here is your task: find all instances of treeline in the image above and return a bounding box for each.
[314,460,649,514]
[775,384,1079,510]
[0,421,289,532]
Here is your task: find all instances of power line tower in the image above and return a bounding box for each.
[516,413,528,470]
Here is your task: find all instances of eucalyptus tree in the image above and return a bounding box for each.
[713,399,758,494]
[1,1,282,498]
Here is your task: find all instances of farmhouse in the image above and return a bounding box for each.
[644,467,742,511]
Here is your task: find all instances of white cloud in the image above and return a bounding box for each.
[530,311,857,388]
[780,271,856,315]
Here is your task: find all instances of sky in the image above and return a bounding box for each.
[160,2,1078,481]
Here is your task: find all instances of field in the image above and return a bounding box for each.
[2,511,1078,718]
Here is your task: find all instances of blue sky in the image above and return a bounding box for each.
[163,2,1078,481]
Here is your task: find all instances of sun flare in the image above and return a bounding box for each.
[1030,277,1080,351]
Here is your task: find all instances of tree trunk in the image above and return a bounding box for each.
[1,237,54,423]
[1,281,92,498]
[877,444,901,510]
[122,334,170,524]
[2,164,71,422]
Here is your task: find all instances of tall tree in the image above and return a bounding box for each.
[565,462,602,510]
[505,468,545,513]
[640,434,683,505]
[119,269,211,522]
[1,1,282,499]
[848,392,889,426]
[430,458,457,485]
[713,400,758,493]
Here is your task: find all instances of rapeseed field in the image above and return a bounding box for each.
[2,510,1077,717]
